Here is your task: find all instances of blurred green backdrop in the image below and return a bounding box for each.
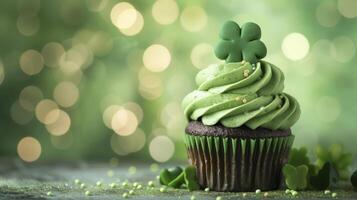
[0,0,356,163]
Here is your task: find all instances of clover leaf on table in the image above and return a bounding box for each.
[309,162,339,190]
[283,164,309,191]
[159,166,200,191]
[214,20,267,64]
[315,144,352,180]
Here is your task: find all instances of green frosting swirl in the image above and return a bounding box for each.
[182,61,300,130]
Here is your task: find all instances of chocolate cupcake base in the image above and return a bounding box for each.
[185,121,294,192]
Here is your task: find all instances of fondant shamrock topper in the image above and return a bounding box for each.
[214,21,267,64]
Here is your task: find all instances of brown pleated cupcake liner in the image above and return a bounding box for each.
[185,133,294,192]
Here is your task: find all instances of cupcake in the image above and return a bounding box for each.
[182,21,301,192]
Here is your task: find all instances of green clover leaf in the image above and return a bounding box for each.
[283,164,308,191]
[288,147,310,167]
[184,166,200,191]
[159,166,200,190]
[315,144,352,180]
[351,170,357,188]
[159,167,183,186]
[214,20,267,64]
[309,162,339,190]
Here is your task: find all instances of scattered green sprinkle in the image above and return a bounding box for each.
[85,191,91,196]
[136,184,142,189]
[216,196,222,200]
[133,182,138,187]
[80,183,86,189]
[324,190,331,194]
[160,186,166,193]
[255,189,261,194]
[332,192,337,198]
[122,181,129,187]
[129,190,134,195]
[291,191,298,196]
[204,187,210,192]
[122,192,129,198]
[190,195,196,200]
[264,192,269,197]
[96,181,102,187]
[242,193,247,197]
[285,189,291,194]
[74,179,80,185]
[148,180,154,187]
[156,175,160,180]
[107,170,114,177]
[109,183,117,188]
[46,191,52,196]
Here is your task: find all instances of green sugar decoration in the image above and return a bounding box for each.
[214,20,267,64]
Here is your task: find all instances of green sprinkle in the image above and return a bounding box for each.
[191,195,196,200]
[110,183,117,188]
[264,192,269,197]
[107,170,114,177]
[285,189,290,194]
[159,186,166,193]
[148,181,154,187]
[242,193,247,197]
[129,190,134,195]
[156,175,160,180]
[332,192,337,198]
[204,187,210,192]
[80,183,86,189]
[216,196,222,200]
[85,191,91,196]
[150,163,159,172]
[122,192,129,198]
[122,181,129,187]
[136,184,142,189]
[46,191,52,196]
[96,181,102,187]
[291,191,298,196]
[324,190,331,195]
[74,179,80,185]
[133,182,138,187]
[255,189,261,194]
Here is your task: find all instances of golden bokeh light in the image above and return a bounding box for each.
[124,102,144,123]
[111,108,138,136]
[149,135,175,162]
[143,44,171,72]
[19,85,43,111]
[20,49,44,75]
[42,42,65,68]
[53,81,79,108]
[110,2,137,29]
[10,101,33,125]
[17,137,41,162]
[337,0,357,18]
[190,43,216,69]
[119,11,144,36]
[103,105,121,129]
[110,129,146,156]
[45,109,71,136]
[152,0,179,25]
[0,61,4,85]
[330,36,355,63]
[316,1,340,27]
[160,102,184,140]
[281,33,310,61]
[180,6,207,32]
[35,99,59,124]
[17,14,40,36]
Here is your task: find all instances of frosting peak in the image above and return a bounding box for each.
[182,61,300,130]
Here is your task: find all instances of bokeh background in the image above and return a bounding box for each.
[0,0,356,163]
